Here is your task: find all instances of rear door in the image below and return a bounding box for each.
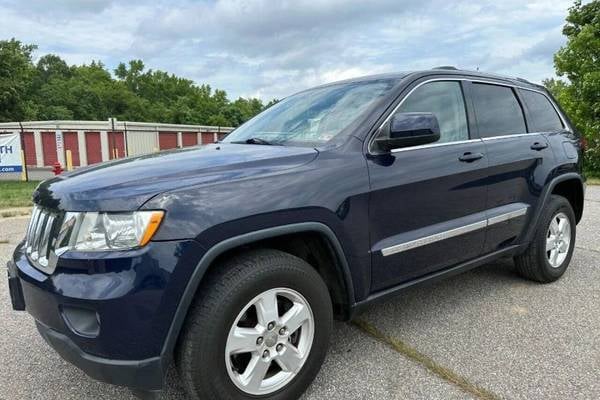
[367,79,489,291]
[469,81,554,253]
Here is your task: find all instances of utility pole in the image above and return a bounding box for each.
[18,122,29,182]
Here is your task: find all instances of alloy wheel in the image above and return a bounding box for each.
[546,212,572,268]
[225,287,314,395]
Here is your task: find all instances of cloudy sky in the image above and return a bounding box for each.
[0,0,574,100]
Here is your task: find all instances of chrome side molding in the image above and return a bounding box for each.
[381,206,528,257]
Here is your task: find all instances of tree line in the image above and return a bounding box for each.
[0,39,276,127]
[544,0,600,176]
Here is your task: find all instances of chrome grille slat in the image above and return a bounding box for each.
[25,206,62,273]
[24,206,35,245]
[39,214,55,264]
[30,211,47,260]
[26,207,41,251]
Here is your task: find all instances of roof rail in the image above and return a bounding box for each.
[432,66,458,70]
[515,77,533,85]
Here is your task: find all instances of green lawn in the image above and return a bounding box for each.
[0,181,39,209]
[587,177,600,186]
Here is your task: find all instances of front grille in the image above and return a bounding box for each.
[25,206,62,274]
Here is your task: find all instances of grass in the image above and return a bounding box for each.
[587,177,600,185]
[0,181,39,209]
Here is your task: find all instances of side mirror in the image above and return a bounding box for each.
[374,112,441,152]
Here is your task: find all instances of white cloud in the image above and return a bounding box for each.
[0,0,573,99]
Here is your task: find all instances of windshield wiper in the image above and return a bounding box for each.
[232,137,282,146]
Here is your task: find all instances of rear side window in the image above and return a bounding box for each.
[471,83,527,137]
[520,90,563,132]
[397,81,469,143]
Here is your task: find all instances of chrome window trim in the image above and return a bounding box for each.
[381,206,529,257]
[481,133,532,141]
[368,77,572,155]
[390,138,481,153]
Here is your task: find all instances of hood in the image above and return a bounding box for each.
[33,143,318,211]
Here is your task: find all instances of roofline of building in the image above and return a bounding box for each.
[0,119,235,133]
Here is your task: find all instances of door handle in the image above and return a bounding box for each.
[459,152,484,162]
[530,142,548,151]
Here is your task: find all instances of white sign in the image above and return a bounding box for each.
[0,133,23,173]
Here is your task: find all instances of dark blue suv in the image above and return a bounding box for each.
[7,68,585,399]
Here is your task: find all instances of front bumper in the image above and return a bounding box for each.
[36,320,164,390]
[7,239,205,391]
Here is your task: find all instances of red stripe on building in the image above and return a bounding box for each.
[201,132,215,144]
[108,131,125,159]
[22,132,36,166]
[63,131,80,167]
[182,132,198,147]
[159,132,178,150]
[85,132,102,165]
[41,131,57,166]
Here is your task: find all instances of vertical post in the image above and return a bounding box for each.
[33,130,43,167]
[100,130,109,161]
[18,122,28,182]
[177,131,183,148]
[77,130,87,166]
[109,117,116,159]
[155,127,159,152]
[124,121,129,157]
[55,128,65,167]
[66,150,73,171]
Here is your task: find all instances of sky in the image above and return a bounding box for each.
[0,0,575,101]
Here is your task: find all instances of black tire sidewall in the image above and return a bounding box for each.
[184,251,333,400]
[535,196,576,280]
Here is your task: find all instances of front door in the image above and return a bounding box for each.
[367,79,489,291]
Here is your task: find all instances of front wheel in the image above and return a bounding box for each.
[176,249,333,400]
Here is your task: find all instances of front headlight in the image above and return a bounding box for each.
[56,211,164,252]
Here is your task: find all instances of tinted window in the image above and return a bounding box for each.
[520,90,563,132]
[471,83,526,137]
[397,81,468,143]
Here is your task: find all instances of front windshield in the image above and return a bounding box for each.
[223,79,398,146]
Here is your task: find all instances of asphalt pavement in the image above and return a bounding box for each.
[1,186,599,400]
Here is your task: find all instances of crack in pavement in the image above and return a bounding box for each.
[576,245,600,254]
[352,319,502,400]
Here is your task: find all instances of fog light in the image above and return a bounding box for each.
[60,305,100,337]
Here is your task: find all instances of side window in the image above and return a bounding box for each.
[471,83,527,137]
[520,90,563,132]
[397,81,469,143]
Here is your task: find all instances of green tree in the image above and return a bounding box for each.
[551,0,600,174]
[0,39,273,126]
[0,39,37,121]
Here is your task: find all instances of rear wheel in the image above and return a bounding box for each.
[176,249,333,400]
[514,195,576,283]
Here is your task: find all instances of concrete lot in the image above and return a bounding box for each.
[1,187,599,400]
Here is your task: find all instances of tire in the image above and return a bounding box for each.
[176,248,333,400]
[514,195,576,283]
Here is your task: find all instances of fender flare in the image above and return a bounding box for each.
[522,172,585,244]
[160,222,355,362]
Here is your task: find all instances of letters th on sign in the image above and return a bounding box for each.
[0,133,23,173]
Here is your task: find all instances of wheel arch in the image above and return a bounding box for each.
[523,172,585,244]
[160,222,355,363]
